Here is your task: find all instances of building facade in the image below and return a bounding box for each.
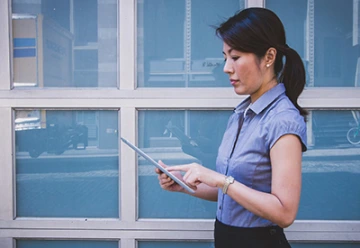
[0,0,359,247]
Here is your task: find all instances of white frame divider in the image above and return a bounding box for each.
[0,88,360,108]
[246,0,264,8]
[0,0,359,248]
[0,0,11,90]
[0,108,14,221]
[120,107,137,222]
[119,0,136,90]
[0,238,13,248]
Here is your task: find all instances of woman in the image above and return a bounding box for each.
[156,7,307,248]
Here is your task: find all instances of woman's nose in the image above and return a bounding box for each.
[223,60,234,74]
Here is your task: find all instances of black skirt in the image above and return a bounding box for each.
[214,218,291,248]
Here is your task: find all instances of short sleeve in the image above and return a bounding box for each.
[266,111,307,152]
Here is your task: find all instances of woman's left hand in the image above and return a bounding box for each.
[167,163,224,189]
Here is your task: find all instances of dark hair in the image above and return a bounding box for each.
[216,8,308,118]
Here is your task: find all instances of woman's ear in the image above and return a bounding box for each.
[264,47,277,68]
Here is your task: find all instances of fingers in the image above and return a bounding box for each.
[158,172,172,182]
[158,160,167,168]
[161,179,175,188]
[158,170,174,185]
[155,160,167,175]
[170,163,203,187]
[167,164,190,172]
[158,176,176,190]
[155,162,202,192]
[183,170,200,187]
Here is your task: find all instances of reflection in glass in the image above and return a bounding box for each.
[138,110,231,218]
[138,241,214,248]
[137,0,244,87]
[137,109,360,220]
[15,110,119,218]
[300,110,360,220]
[12,0,117,87]
[266,0,360,87]
[17,240,118,248]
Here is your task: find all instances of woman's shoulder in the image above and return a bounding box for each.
[266,94,304,120]
[264,96,307,151]
[266,96,306,129]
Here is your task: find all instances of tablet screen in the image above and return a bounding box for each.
[120,137,195,193]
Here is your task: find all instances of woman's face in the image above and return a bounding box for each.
[222,42,271,102]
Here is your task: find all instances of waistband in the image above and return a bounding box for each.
[215,218,284,238]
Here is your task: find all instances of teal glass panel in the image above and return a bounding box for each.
[138,110,231,218]
[266,0,360,87]
[299,110,360,220]
[12,0,117,87]
[15,110,119,218]
[139,242,360,248]
[137,0,244,87]
[17,240,118,248]
[138,110,360,220]
[138,241,214,248]
[291,244,360,248]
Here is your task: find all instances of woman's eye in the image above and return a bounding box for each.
[223,56,239,62]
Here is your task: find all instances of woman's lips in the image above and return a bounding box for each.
[230,80,238,86]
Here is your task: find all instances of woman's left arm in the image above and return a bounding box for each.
[167,133,302,228]
[225,133,302,228]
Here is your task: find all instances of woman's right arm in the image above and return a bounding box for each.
[155,161,218,202]
[187,183,218,201]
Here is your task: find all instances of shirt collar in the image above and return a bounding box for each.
[234,83,286,114]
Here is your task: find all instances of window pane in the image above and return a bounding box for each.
[139,110,360,220]
[138,241,214,248]
[137,0,244,87]
[266,0,360,87]
[15,110,119,218]
[138,110,231,218]
[139,242,360,248]
[299,110,360,220]
[17,240,118,248]
[12,0,117,87]
[291,244,360,248]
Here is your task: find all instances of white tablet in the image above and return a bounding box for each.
[120,137,195,194]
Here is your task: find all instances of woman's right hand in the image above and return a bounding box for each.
[155,160,185,193]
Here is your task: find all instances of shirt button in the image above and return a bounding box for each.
[219,206,222,210]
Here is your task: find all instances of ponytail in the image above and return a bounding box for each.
[277,45,308,119]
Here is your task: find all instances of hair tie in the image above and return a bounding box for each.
[278,44,290,55]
